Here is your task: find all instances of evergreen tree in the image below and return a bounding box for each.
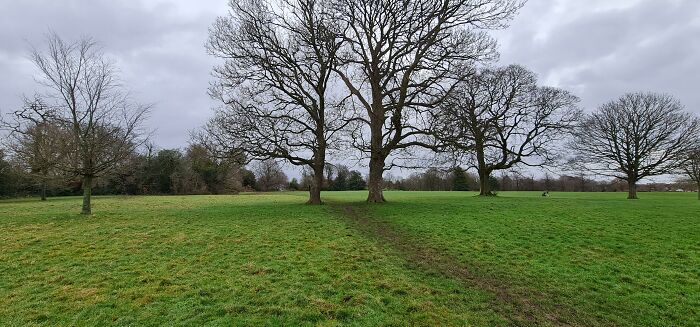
[488,176,500,193]
[333,166,349,190]
[241,169,256,190]
[289,178,300,191]
[451,167,470,191]
[347,171,367,190]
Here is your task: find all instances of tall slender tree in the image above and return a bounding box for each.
[332,0,523,202]
[572,92,700,199]
[205,0,345,204]
[28,33,150,214]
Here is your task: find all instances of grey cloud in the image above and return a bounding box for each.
[0,0,227,148]
[1,0,699,152]
[495,0,700,111]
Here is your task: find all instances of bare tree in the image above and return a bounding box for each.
[1,96,65,200]
[205,0,344,204]
[434,65,581,196]
[332,0,523,202]
[29,33,150,214]
[253,160,289,192]
[684,148,700,200]
[572,92,700,199]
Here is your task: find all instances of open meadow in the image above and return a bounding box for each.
[1,192,698,326]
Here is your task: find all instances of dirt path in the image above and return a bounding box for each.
[332,203,593,327]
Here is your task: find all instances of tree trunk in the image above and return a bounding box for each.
[367,155,386,203]
[478,169,493,196]
[475,138,494,196]
[40,178,47,201]
[81,175,93,215]
[307,165,324,205]
[627,180,638,200]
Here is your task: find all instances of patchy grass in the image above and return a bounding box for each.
[325,191,700,326]
[0,194,500,326]
[0,191,698,326]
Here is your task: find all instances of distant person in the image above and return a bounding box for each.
[542,191,550,197]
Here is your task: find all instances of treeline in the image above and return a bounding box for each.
[0,142,372,198]
[384,168,697,193]
[3,144,695,198]
[312,165,367,191]
[0,143,245,198]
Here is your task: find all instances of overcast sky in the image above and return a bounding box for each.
[1,0,699,152]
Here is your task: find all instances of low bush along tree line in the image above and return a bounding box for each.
[2,0,700,213]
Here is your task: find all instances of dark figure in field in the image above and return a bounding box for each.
[542,191,550,197]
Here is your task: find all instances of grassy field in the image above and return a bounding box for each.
[0,191,698,326]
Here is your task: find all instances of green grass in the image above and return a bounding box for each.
[0,192,698,326]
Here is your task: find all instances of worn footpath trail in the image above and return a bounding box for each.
[330,201,605,327]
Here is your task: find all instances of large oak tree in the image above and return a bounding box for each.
[572,92,700,199]
[333,0,523,202]
[206,0,345,204]
[434,64,580,195]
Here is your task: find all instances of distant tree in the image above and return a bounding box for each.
[555,175,593,192]
[684,148,700,200]
[346,171,367,191]
[488,175,500,193]
[182,144,217,193]
[289,178,300,191]
[184,143,243,194]
[321,165,333,191]
[0,150,30,197]
[398,173,421,191]
[422,168,449,191]
[395,168,456,191]
[2,98,65,200]
[507,168,525,191]
[28,33,150,214]
[451,167,470,191]
[150,150,183,194]
[0,151,14,197]
[334,0,524,202]
[206,0,344,204]
[99,150,143,195]
[241,169,256,191]
[299,168,313,191]
[572,92,700,199]
[435,65,581,196]
[576,171,589,192]
[253,160,288,192]
[543,173,553,191]
[332,166,350,191]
